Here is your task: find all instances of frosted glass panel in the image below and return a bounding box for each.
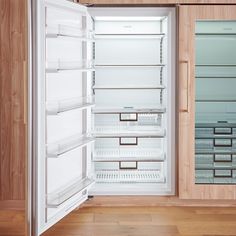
[195,21,236,185]
[196,35,236,65]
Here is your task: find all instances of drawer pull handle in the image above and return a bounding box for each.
[119,113,138,122]
[119,137,138,146]
[214,154,232,162]
[179,60,190,112]
[214,127,232,135]
[213,139,232,147]
[119,161,138,170]
[214,169,233,178]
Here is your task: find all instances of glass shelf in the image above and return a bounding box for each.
[92,85,165,90]
[94,34,165,39]
[47,177,94,208]
[92,126,165,138]
[196,64,236,67]
[195,149,236,155]
[95,170,164,183]
[92,106,166,114]
[46,60,95,73]
[195,134,236,139]
[196,123,236,128]
[47,96,94,115]
[93,148,165,162]
[196,166,236,170]
[47,134,94,158]
[94,64,165,68]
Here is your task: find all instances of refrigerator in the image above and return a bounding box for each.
[31,0,176,234]
[195,21,236,184]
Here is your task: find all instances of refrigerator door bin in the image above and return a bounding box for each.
[46,96,94,115]
[46,177,94,208]
[47,134,94,158]
[46,24,94,40]
[46,60,94,72]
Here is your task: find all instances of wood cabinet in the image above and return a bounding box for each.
[179,5,236,199]
[0,0,27,203]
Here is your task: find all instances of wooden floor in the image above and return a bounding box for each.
[2,206,236,236]
[0,210,25,236]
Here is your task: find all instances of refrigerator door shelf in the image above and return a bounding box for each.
[47,134,95,158]
[46,96,95,115]
[46,177,94,208]
[46,24,94,40]
[46,60,95,73]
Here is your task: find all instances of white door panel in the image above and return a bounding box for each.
[34,0,93,235]
[47,110,84,143]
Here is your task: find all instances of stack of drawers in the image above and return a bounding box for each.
[195,124,236,184]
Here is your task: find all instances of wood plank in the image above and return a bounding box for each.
[83,196,236,207]
[41,206,236,236]
[0,0,27,201]
[0,200,25,210]
[0,210,25,236]
[2,206,236,236]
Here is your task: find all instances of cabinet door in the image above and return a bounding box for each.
[32,0,94,235]
[179,5,236,199]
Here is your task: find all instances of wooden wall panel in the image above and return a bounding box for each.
[0,0,27,201]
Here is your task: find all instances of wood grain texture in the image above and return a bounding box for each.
[41,206,236,236]
[78,0,236,5]
[2,206,236,236]
[0,0,27,201]
[178,5,236,200]
[0,200,25,210]
[0,210,25,236]
[83,196,236,207]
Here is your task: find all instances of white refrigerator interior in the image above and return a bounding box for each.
[34,0,175,235]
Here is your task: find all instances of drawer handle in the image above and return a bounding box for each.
[214,169,233,178]
[214,154,232,162]
[119,113,138,122]
[214,127,232,135]
[179,60,190,112]
[119,161,138,170]
[119,137,138,146]
[213,139,232,147]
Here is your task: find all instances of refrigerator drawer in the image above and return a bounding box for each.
[94,161,165,183]
[93,137,165,162]
[196,169,236,184]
